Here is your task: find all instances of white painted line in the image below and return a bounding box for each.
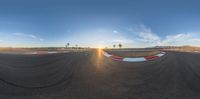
[194,51,200,53]
[155,53,164,57]
[47,51,58,54]
[123,57,146,62]
[25,52,37,54]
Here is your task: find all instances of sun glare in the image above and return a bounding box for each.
[98,47,102,50]
[97,47,103,57]
[98,46,103,50]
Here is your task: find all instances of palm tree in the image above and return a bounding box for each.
[113,44,116,48]
[65,43,70,48]
[118,43,122,48]
[67,43,70,47]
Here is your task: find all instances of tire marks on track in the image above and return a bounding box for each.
[0,53,80,89]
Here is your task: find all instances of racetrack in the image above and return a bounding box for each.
[0,50,200,99]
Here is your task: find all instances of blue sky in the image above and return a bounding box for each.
[0,0,200,48]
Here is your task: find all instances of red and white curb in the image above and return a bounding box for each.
[103,51,166,62]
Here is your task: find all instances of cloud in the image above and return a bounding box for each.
[128,24,161,45]
[128,24,200,47]
[113,30,120,34]
[39,38,44,41]
[110,39,133,43]
[13,33,36,39]
[190,38,200,42]
[160,33,200,46]
[100,39,134,44]
[13,33,44,41]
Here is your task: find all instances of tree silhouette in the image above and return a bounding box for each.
[118,43,122,48]
[65,43,70,48]
[113,44,116,48]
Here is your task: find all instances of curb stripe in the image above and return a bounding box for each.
[112,58,123,61]
[103,51,166,62]
[123,57,146,62]
[103,52,112,57]
[110,55,123,60]
[144,56,159,60]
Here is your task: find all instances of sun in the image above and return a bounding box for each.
[98,46,103,50]
[98,47,102,50]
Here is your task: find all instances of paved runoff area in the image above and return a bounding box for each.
[0,50,200,99]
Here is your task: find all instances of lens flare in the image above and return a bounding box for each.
[98,46,102,50]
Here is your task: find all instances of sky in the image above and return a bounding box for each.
[0,0,200,48]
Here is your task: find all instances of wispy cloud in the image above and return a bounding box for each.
[161,33,200,46]
[39,38,44,41]
[13,33,44,41]
[128,24,200,47]
[128,24,161,45]
[113,30,120,34]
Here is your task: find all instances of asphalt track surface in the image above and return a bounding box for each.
[0,50,200,99]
